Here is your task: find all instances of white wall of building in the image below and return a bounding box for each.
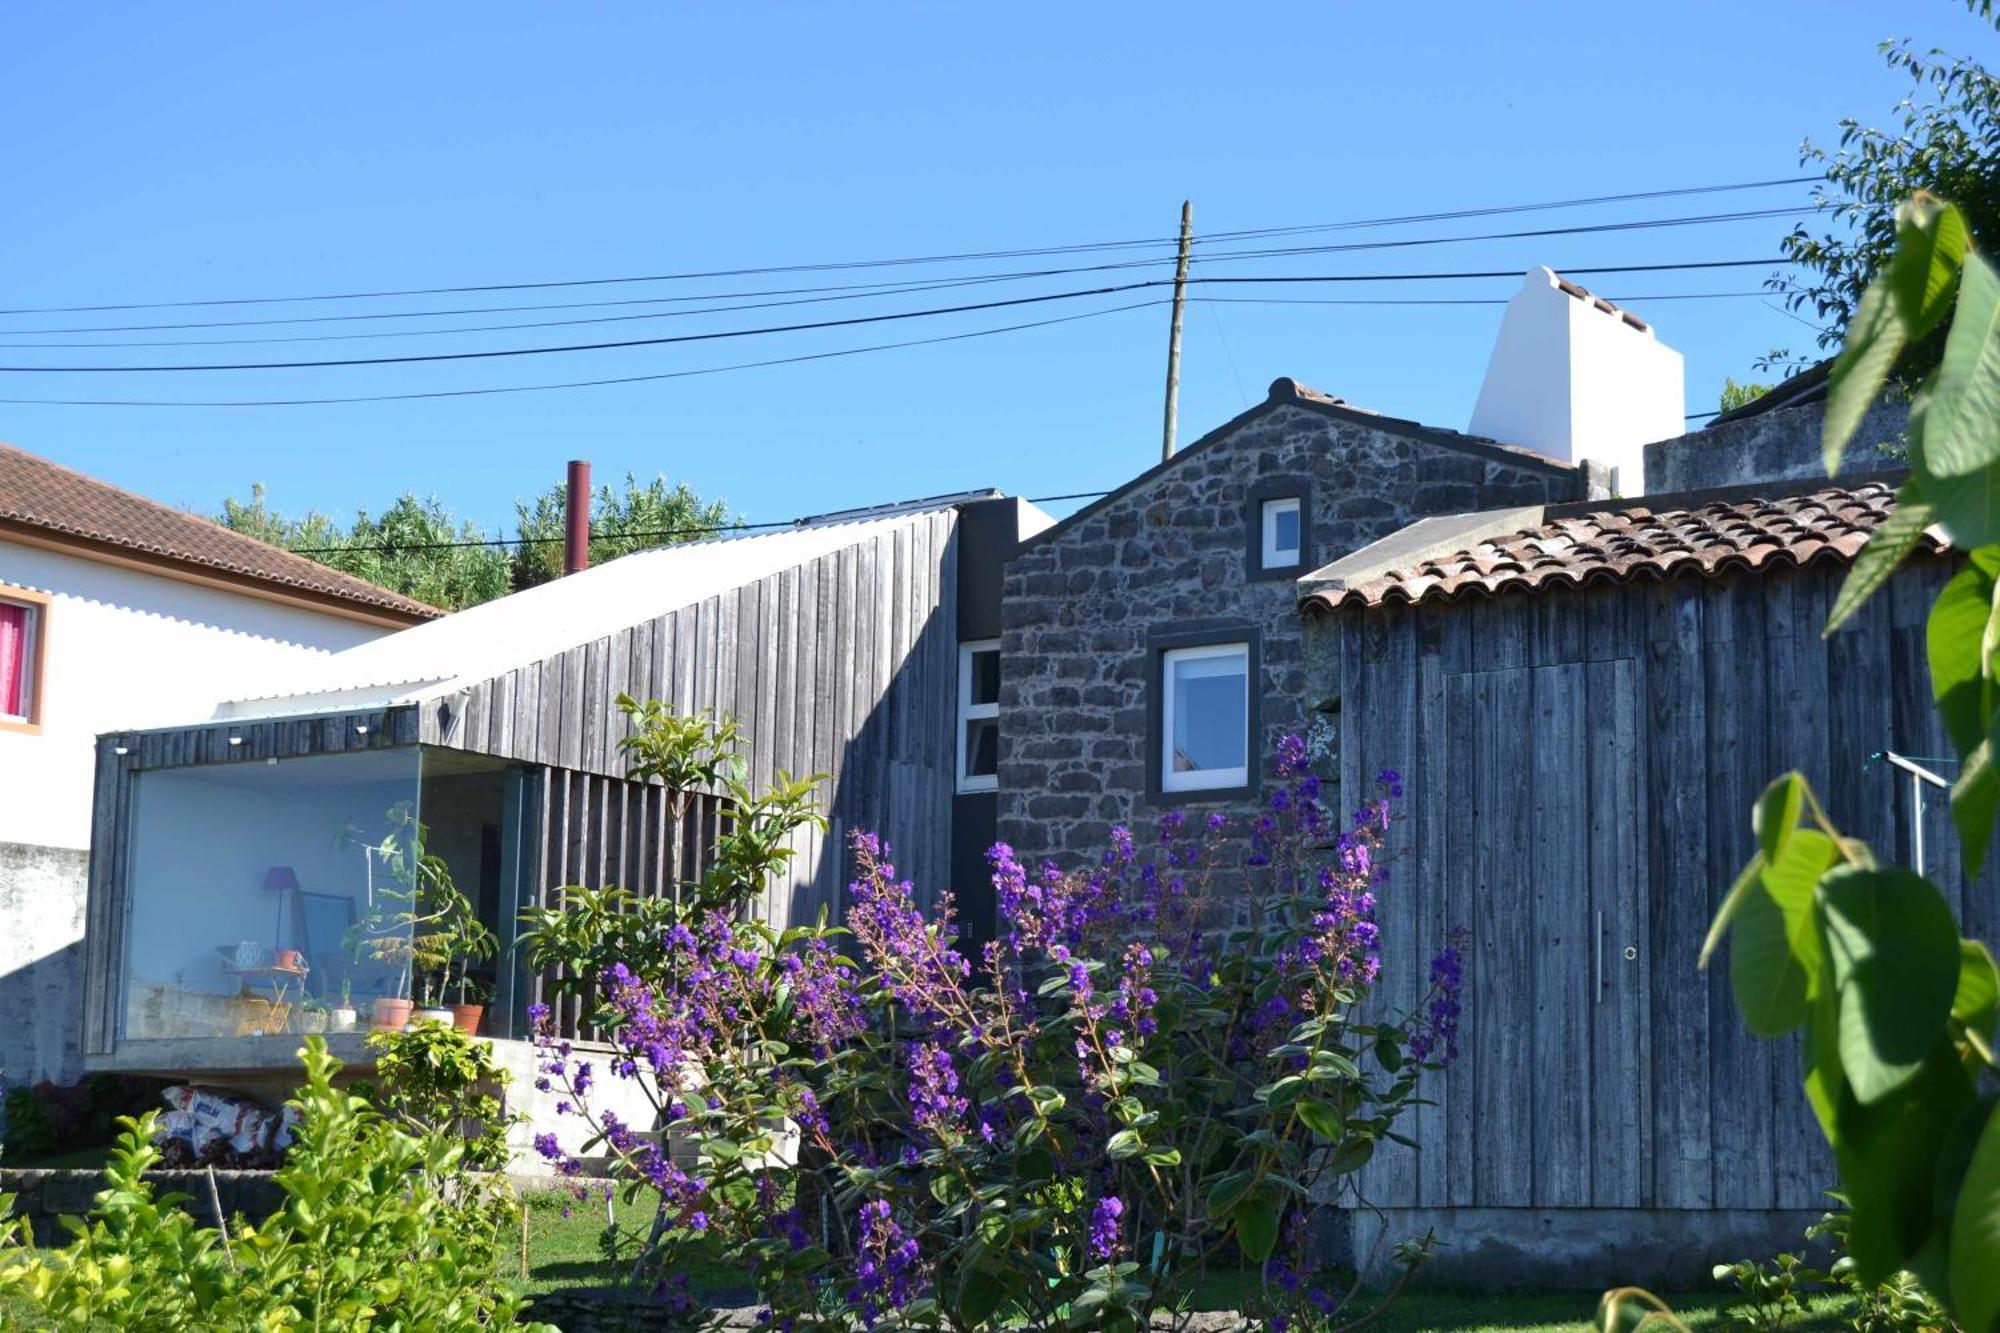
[0,538,389,851]
[1469,267,1685,496]
[0,538,395,1085]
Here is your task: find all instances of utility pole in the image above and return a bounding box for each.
[1161,199,1193,462]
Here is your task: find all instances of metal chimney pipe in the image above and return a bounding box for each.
[564,459,591,575]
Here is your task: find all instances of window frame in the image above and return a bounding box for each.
[1260,497,1302,569]
[0,584,50,735]
[1244,478,1314,581]
[1148,628,1260,801]
[956,638,1001,794]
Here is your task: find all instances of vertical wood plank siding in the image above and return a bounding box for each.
[420,510,962,925]
[1332,556,1987,1213]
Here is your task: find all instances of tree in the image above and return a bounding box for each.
[215,472,734,612]
[1718,377,1772,414]
[510,472,735,588]
[1774,3,2000,380]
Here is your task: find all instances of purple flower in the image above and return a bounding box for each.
[1088,1195,1124,1260]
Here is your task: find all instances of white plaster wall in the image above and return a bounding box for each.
[0,538,389,850]
[0,539,396,1085]
[1469,267,1684,495]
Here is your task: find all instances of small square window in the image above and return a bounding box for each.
[957,640,1001,793]
[1261,497,1302,569]
[0,589,47,731]
[1161,643,1249,793]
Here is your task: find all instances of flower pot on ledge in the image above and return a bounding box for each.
[372,997,413,1031]
[413,1005,455,1028]
[450,1003,484,1036]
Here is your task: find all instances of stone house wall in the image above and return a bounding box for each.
[995,378,1590,868]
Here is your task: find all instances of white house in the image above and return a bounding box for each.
[0,441,436,1085]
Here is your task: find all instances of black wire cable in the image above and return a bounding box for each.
[0,298,1168,407]
[0,176,1821,317]
[0,258,1790,374]
[0,205,1806,344]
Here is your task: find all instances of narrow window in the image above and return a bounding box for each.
[957,639,1001,793]
[1161,643,1249,793]
[1260,497,1302,569]
[0,589,46,730]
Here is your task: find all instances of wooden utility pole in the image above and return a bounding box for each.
[1161,199,1193,461]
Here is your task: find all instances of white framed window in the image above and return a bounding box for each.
[957,639,1001,793]
[1260,496,1302,569]
[0,587,48,732]
[1161,642,1249,793]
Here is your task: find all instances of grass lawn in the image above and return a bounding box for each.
[1,1186,1854,1330]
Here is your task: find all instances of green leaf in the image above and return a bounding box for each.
[1234,1197,1279,1263]
[1329,1137,1375,1175]
[1205,1171,1254,1215]
[1701,851,1767,969]
[1105,1130,1143,1160]
[957,1269,1010,1328]
[1951,1103,2000,1333]
[1931,562,1998,758]
[1956,941,2000,1042]
[1915,252,2000,550]
[1957,729,2000,880]
[1826,277,1909,476]
[1754,771,1807,863]
[1731,829,1835,1036]
[1296,1099,1345,1143]
[1835,1045,1975,1284]
[1824,195,1968,475]
[1826,482,1935,635]
[1817,865,1962,1103]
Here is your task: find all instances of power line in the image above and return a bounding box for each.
[0,298,1168,407]
[0,175,1820,317]
[0,204,1808,345]
[0,258,1790,374]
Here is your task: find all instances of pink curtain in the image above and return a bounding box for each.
[0,603,28,718]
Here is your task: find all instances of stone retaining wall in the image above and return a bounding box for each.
[0,1166,285,1245]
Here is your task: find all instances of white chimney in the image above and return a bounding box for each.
[1468,267,1684,497]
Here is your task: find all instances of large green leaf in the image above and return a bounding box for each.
[1817,865,1962,1103]
[1234,1196,1279,1263]
[1918,251,2000,548]
[1957,728,2000,880]
[1959,941,2000,1042]
[1754,771,1806,863]
[1952,1102,2000,1332]
[1826,482,1934,636]
[1825,195,1968,475]
[1296,1098,1344,1143]
[956,1268,1011,1327]
[1731,829,1836,1036]
[1932,563,1998,758]
[1835,1046,1975,1284]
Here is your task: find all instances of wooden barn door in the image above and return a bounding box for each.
[1431,658,1649,1210]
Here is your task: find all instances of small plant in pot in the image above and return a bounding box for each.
[294,997,329,1035]
[329,980,358,1034]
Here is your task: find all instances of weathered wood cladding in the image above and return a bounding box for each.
[528,768,731,1040]
[419,510,962,926]
[1332,555,1986,1215]
[81,706,425,1056]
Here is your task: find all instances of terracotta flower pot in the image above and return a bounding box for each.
[372,997,413,1031]
[450,1003,484,1036]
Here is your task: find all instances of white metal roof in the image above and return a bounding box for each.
[211,504,956,720]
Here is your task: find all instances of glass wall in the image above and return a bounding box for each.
[120,746,534,1044]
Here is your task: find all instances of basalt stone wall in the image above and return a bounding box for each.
[996,384,1588,870]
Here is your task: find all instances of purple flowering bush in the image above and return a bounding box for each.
[527,718,1462,1332]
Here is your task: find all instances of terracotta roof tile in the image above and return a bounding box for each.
[0,442,440,622]
[1301,481,1937,612]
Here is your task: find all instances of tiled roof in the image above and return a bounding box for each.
[0,442,440,623]
[1300,481,1938,612]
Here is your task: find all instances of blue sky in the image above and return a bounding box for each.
[1,2,1987,533]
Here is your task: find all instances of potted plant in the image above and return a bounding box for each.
[447,906,498,1036]
[330,980,358,1034]
[450,976,491,1037]
[341,804,456,1031]
[295,997,329,1035]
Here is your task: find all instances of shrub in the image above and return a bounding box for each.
[364,1019,516,1172]
[1713,1197,1950,1333]
[0,1038,549,1331]
[528,728,1460,1331]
